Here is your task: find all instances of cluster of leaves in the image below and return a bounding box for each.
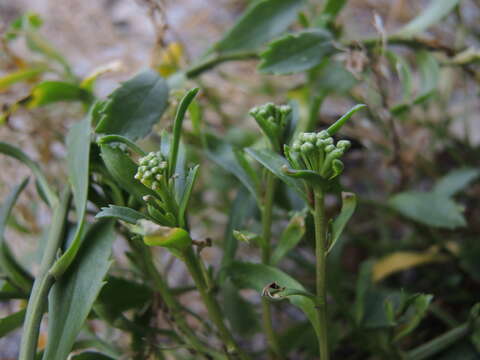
[1,0,480,359]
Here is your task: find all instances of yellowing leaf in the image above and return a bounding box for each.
[373,248,448,282]
[156,42,184,77]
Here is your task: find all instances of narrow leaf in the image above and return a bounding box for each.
[169,88,199,176]
[434,168,480,197]
[414,50,440,104]
[96,205,152,224]
[214,0,306,53]
[0,66,46,91]
[50,115,92,278]
[395,0,461,38]
[178,165,200,228]
[95,69,169,141]
[0,178,34,293]
[328,192,356,253]
[271,212,306,265]
[0,308,26,338]
[43,220,115,360]
[326,104,367,135]
[97,135,147,156]
[0,142,57,207]
[259,29,336,74]
[26,81,92,107]
[245,147,306,201]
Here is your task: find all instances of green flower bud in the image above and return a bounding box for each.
[301,142,314,153]
[336,140,351,150]
[250,102,292,150]
[135,151,169,190]
[324,144,335,153]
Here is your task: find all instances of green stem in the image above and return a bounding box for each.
[19,189,71,360]
[185,51,258,78]
[313,188,329,360]
[183,247,249,360]
[141,246,218,359]
[406,322,470,360]
[260,172,282,359]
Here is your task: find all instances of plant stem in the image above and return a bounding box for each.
[183,247,249,360]
[313,187,329,360]
[185,51,258,78]
[19,189,70,360]
[260,172,282,359]
[141,246,218,359]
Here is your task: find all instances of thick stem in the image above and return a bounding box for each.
[141,246,216,358]
[185,51,258,78]
[313,188,329,360]
[260,173,282,359]
[19,189,70,360]
[183,248,249,360]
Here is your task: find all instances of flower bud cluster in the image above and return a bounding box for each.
[249,103,292,150]
[134,151,169,192]
[289,131,351,180]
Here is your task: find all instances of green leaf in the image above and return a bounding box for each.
[49,115,92,278]
[0,308,26,338]
[259,29,336,75]
[0,142,57,207]
[395,0,461,38]
[69,351,115,360]
[222,280,260,336]
[271,212,306,265]
[214,0,306,53]
[394,293,433,341]
[206,136,259,203]
[96,205,152,224]
[434,168,480,197]
[96,276,152,319]
[245,147,306,201]
[95,69,169,141]
[0,178,34,293]
[226,261,319,337]
[389,191,466,229]
[220,188,256,273]
[43,220,115,360]
[326,104,367,135]
[327,192,356,253]
[354,260,374,326]
[0,66,47,91]
[169,88,199,176]
[100,144,156,202]
[386,50,413,102]
[178,165,200,228]
[414,50,440,104]
[97,135,147,156]
[26,81,92,107]
[322,0,348,20]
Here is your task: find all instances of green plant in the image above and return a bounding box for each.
[1,1,480,359]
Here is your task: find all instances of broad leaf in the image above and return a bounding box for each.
[389,191,466,229]
[395,0,461,38]
[0,308,26,338]
[0,142,57,207]
[0,178,34,293]
[414,50,440,105]
[96,205,152,224]
[95,69,169,141]
[43,220,115,360]
[394,293,433,341]
[328,192,356,253]
[222,280,259,336]
[434,168,480,197]
[26,81,92,107]
[271,212,306,265]
[259,29,336,74]
[214,0,306,53]
[226,261,319,337]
